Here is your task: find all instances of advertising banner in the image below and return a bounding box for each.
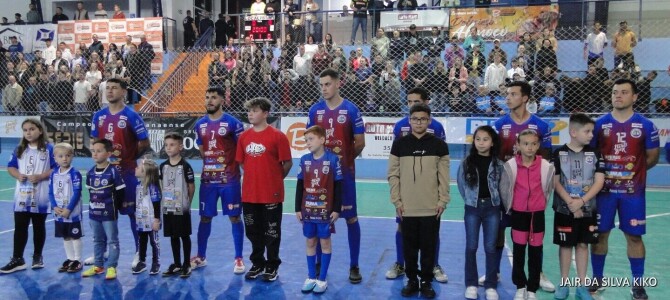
[41,115,93,157]
[380,9,450,32]
[0,24,58,53]
[449,4,560,41]
[143,117,200,159]
[0,116,30,138]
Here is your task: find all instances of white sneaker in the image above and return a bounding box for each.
[83,251,108,265]
[432,265,448,283]
[513,288,527,300]
[385,262,405,279]
[479,273,501,286]
[465,286,478,299]
[233,257,245,274]
[131,252,140,269]
[540,272,556,292]
[485,288,499,300]
[527,291,537,300]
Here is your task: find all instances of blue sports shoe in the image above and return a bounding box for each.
[575,287,594,300]
[554,286,569,300]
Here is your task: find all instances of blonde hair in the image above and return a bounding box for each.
[139,159,161,195]
[54,142,74,155]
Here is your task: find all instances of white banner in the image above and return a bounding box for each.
[380,9,450,32]
[0,24,58,53]
[361,117,397,159]
[0,116,30,138]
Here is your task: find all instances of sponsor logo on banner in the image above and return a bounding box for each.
[281,117,310,158]
[0,116,29,138]
[58,21,75,34]
[0,24,58,52]
[75,21,92,33]
[380,10,450,32]
[361,117,397,159]
[42,116,93,157]
[449,5,560,41]
[144,117,200,159]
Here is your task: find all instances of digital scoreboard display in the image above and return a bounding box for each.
[244,15,275,42]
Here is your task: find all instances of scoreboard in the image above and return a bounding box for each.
[244,14,275,42]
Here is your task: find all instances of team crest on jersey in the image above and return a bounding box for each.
[201,127,207,136]
[502,129,510,138]
[585,155,594,164]
[630,128,641,138]
[317,115,323,122]
[72,228,79,234]
[333,147,341,154]
[118,120,126,129]
[218,126,227,135]
[603,128,610,137]
[94,178,101,186]
[39,152,47,160]
[337,115,346,124]
[101,179,108,186]
[319,194,327,200]
[105,132,114,141]
[322,166,330,174]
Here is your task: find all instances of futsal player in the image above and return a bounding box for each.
[89,78,150,269]
[386,87,448,283]
[589,79,659,300]
[490,81,555,292]
[307,69,366,284]
[190,88,246,274]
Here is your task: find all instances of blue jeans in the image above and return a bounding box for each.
[305,19,314,36]
[90,219,120,268]
[464,199,500,288]
[74,103,87,112]
[351,17,368,44]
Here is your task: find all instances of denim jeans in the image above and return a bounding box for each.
[305,19,314,36]
[74,103,87,112]
[90,219,120,268]
[464,198,500,288]
[351,17,368,43]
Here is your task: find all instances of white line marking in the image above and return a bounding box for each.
[0,188,14,192]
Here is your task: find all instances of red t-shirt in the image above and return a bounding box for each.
[236,126,292,204]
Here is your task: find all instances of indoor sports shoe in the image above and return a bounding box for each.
[349,266,362,284]
[163,263,181,277]
[588,277,605,293]
[527,291,537,300]
[84,251,108,265]
[190,256,207,269]
[67,260,83,273]
[479,273,501,286]
[32,256,44,269]
[132,261,147,274]
[262,266,278,282]
[245,264,264,280]
[485,288,499,300]
[465,286,478,299]
[575,287,594,300]
[180,263,192,278]
[433,265,448,283]
[233,257,245,274]
[105,267,117,280]
[385,262,405,279]
[313,280,328,294]
[631,287,649,300]
[420,280,436,299]
[401,280,420,297]
[131,252,140,269]
[59,260,73,272]
[82,266,104,277]
[513,288,527,300]
[0,257,27,274]
[540,272,556,292]
[149,264,160,275]
[554,286,569,299]
[301,278,317,293]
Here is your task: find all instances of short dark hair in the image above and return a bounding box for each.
[206,87,225,97]
[319,68,339,80]
[613,78,638,94]
[164,132,184,143]
[507,81,532,98]
[57,6,63,10]
[244,97,272,112]
[409,103,431,116]
[187,10,191,13]
[407,87,429,101]
[93,139,113,152]
[569,113,595,129]
[15,13,21,17]
[106,78,127,89]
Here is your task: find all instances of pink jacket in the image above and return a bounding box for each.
[448,66,468,92]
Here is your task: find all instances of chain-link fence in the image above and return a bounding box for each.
[1,18,669,116]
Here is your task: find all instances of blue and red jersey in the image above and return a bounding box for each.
[91,106,149,173]
[297,151,344,223]
[194,113,245,185]
[494,114,552,161]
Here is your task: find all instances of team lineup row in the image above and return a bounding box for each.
[2,70,666,299]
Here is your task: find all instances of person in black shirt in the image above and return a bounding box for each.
[199,12,214,38]
[183,10,197,48]
[225,16,236,40]
[215,13,227,48]
[52,7,69,24]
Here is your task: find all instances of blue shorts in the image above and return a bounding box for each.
[340,177,357,219]
[596,193,646,236]
[119,173,137,215]
[303,222,332,239]
[55,221,83,239]
[199,182,242,217]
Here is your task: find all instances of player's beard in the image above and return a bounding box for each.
[206,104,221,115]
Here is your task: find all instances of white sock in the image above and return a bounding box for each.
[64,240,75,261]
[72,239,83,261]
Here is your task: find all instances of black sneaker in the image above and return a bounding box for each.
[163,263,181,277]
[67,260,83,273]
[401,280,420,297]
[588,277,605,293]
[149,264,160,275]
[349,266,362,284]
[0,257,27,274]
[262,266,278,282]
[245,264,264,280]
[420,280,436,299]
[631,287,649,300]
[179,263,191,278]
[132,261,147,274]
[32,256,44,269]
[59,260,73,272]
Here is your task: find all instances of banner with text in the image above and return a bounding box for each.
[41,115,93,157]
[57,18,164,74]
[143,117,200,159]
[0,24,57,53]
[449,4,559,41]
[380,9,450,32]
